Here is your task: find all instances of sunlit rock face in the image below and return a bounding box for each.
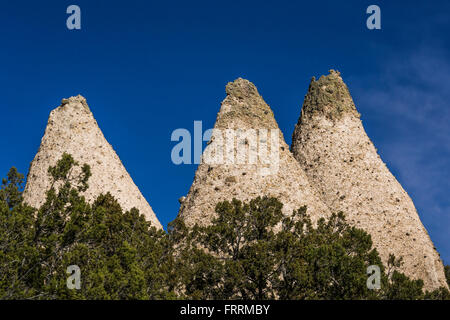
[178,78,331,228]
[291,70,447,291]
[24,95,162,229]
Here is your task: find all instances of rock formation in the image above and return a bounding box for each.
[24,95,162,229]
[177,78,331,227]
[291,70,447,291]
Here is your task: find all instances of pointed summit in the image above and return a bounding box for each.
[60,94,90,111]
[24,96,162,229]
[291,71,447,291]
[301,70,359,120]
[225,77,259,98]
[178,78,331,227]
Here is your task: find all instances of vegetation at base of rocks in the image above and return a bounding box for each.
[0,153,448,300]
[172,198,448,300]
[0,154,172,299]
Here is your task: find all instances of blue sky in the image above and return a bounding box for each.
[0,1,448,263]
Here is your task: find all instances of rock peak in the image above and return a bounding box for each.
[302,69,359,120]
[178,79,331,228]
[217,78,277,129]
[225,77,259,99]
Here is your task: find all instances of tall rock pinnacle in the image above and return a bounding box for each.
[24,95,162,229]
[291,70,448,290]
[178,78,331,227]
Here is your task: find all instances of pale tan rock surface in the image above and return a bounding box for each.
[23,95,162,229]
[178,78,331,227]
[291,70,447,291]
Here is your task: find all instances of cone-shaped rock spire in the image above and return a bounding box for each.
[291,70,447,291]
[178,78,331,227]
[24,95,162,229]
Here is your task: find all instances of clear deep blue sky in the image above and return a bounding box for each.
[1,1,449,263]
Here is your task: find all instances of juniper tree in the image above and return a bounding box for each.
[0,168,37,299]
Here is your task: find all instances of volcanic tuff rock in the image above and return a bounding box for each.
[177,78,331,227]
[291,70,448,291]
[24,95,162,229]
